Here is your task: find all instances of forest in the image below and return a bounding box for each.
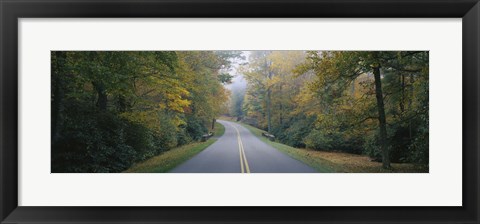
[52,50,428,173]
[231,51,429,169]
[51,51,241,172]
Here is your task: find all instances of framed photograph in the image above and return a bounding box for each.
[1,0,479,223]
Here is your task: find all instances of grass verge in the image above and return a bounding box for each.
[213,120,225,138]
[125,122,225,173]
[238,121,427,173]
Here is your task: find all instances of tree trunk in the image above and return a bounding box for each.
[279,85,283,126]
[93,82,107,111]
[52,51,67,142]
[116,95,127,112]
[264,53,273,133]
[212,118,216,130]
[351,80,355,95]
[408,74,415,139]
[266,88,272,133]
[400,74,405,113]
[373,65,391,169]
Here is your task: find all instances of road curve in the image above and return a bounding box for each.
[170,120,317,173]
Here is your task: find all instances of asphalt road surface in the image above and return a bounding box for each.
[170,120,317,173]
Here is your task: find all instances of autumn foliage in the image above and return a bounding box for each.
[51,51,238,172]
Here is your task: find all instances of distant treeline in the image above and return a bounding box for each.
[231,51,429,168]
[52,51,240,172]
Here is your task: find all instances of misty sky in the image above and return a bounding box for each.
[224,51,250,92]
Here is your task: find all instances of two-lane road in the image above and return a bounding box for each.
[170,120,317,173]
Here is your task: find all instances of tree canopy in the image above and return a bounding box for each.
[52,50,429,172]
[236,51,429,168]
[51,51,236,172]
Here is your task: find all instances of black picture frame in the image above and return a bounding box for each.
[1,0,479,223]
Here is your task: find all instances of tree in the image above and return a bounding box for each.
[51,51,235,172]
[237,50,428,169]
[241,51,276,132]
[299,51,428,168]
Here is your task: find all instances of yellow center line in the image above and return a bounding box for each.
[239,135,250,173]
[238,134,245,173]
[231,124,250,173]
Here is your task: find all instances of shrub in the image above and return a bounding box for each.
[124,122,156,162]
[304,129,336,151]
[52,107,136,173]
[274,117,314,148]
[155,113,179,152]
[176,126,193,146]
[363,131,382,161]
[408,115,429,165]
[304,128,363,153]
[185,115,208,141]
[363,117,428,165]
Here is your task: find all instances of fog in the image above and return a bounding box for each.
[224,51,250,92]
